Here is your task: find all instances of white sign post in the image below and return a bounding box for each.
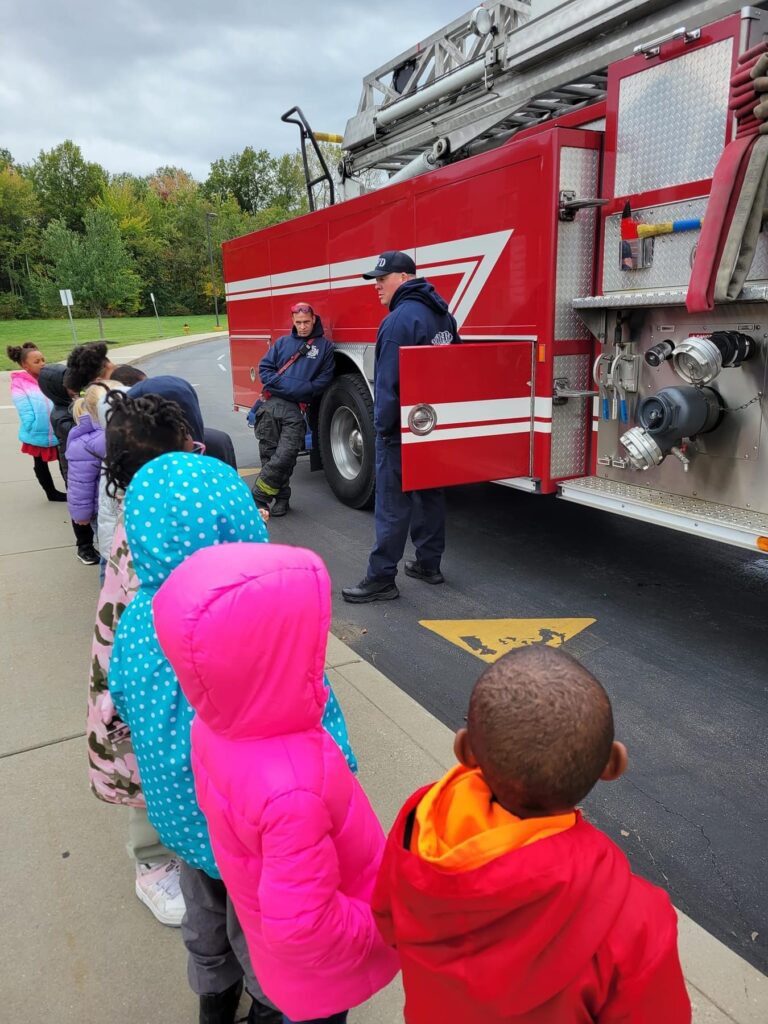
[59,289,77,343]
[149,291,163,338]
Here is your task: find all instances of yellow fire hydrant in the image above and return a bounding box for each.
[183,323,190,335]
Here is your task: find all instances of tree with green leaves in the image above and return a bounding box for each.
[0,138,333,321]
[26,140,107,229]
[43,207,141,336]
[203,146,308,220]
[0,166,41,316]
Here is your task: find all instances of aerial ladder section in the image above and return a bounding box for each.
[340,0,751,188]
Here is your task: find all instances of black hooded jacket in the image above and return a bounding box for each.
[38,364,75,447]
[128,375,236,470]
[259,315,335,404]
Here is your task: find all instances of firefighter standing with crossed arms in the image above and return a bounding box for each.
[251,302,335,516]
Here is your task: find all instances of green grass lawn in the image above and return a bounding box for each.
[0,314,228,370]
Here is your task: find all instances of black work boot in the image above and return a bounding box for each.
[404,560,445,585]
[270,497,289,517]
[247,996,283,1023]
[199,978,243,1024]
[342,577,399,603]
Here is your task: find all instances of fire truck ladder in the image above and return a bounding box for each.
[341,0,747,185]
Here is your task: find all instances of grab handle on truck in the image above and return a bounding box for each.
[634,26,701,59]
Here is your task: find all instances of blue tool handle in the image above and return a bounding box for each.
[672,218,701,233]
[602,398,610,420]
[620,399,628,423]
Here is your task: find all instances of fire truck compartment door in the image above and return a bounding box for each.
[399,342,534,490]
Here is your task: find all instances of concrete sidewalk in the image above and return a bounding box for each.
[1,338,766,1022]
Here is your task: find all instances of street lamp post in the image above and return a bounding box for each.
[204,211,220,328]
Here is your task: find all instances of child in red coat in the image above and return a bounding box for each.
[373,646,690,1024]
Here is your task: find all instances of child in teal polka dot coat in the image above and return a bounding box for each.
[108,451,356,877]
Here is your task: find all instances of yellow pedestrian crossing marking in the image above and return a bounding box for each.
[419,618,596,664]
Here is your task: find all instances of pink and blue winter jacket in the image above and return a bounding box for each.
[10,370,56,447]
[153,543,399,1020]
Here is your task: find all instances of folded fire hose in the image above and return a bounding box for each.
[687,42,768,312]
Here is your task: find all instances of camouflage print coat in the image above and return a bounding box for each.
[87,513,144,806]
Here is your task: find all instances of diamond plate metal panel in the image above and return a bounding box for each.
[333,342,373,383]
[602,193,768,295]
[614,39,732,196]
[556,148,598,340]
[574,285,768,308]
[603,198,708,294]
[560,476,768,533]
[746,229,768,284]
[550,354,591,479]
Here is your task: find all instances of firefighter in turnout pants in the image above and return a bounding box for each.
[343,251,460,603]
[251,302,335,516]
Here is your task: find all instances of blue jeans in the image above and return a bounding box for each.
[282,1015,348,1024]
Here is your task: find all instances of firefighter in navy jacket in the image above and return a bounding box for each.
[343,251,460,604]
[252,303,334,516]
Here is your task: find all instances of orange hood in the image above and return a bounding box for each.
[413,764,575,872]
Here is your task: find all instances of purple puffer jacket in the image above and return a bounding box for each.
[65,413,105,523]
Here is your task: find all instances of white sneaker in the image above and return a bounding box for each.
[135,859,186,927]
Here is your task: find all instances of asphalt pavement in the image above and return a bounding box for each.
[138,337,768,977]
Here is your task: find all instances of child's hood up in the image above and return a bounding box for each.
[38,364,70,407]
[123,451,268,590]
[153,543,331,741]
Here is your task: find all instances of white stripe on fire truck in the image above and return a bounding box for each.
[226,261,478,299]
[402,421,551,445]
[461,334,538,341]
[224,230,514,331]
[400,397,552,429]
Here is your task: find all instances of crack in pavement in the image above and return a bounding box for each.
[0,731,84,760]
[624,777,751,936]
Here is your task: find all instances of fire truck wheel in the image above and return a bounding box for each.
[318,373,375,509]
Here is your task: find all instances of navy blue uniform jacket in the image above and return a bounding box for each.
[374,278,460,439]
[259,316,335,404]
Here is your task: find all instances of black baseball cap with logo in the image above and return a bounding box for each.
[362,250,417,279]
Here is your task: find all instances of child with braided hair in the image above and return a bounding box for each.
[89,391,192,927]
[6,342,66,501]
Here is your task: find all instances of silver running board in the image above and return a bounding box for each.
[558,476,768,551]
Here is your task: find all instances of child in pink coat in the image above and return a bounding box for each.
[153,543,399,1023]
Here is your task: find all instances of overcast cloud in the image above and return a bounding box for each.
[2,0,558,180]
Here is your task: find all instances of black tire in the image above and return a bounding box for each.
[318,373,376,509]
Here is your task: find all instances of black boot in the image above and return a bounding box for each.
[270,497,289,517]
[199,978,243,1024]
[33,456,66,501]
[404,560,445,585]
[247,996,283,1023]
[341,577,399,603]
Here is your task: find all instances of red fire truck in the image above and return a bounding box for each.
[223,0,768,551]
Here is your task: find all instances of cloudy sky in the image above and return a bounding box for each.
[2,0,558,181]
